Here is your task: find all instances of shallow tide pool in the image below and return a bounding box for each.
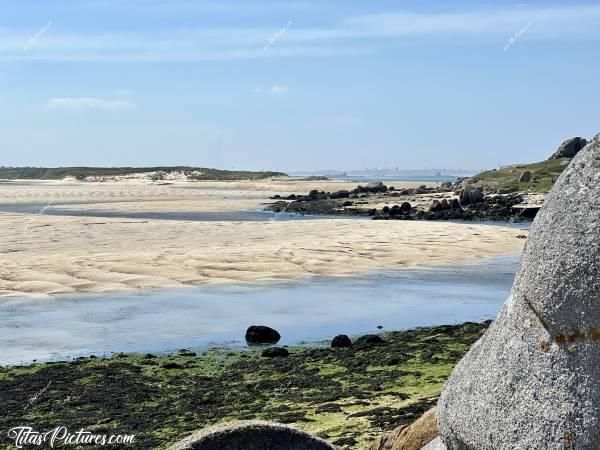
[0,256,519,366]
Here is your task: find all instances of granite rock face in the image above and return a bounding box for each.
[549,136,588,159]
[168,421,337,450]
[369,407,438,450]
[437,138,600,449]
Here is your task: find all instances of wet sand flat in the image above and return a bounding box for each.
[0,179,527,297]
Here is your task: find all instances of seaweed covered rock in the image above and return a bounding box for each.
[168,420,336,450]
[261,347,289,358]
[331,335,352,348]
[355,334,385,347]
[437,138,600,449]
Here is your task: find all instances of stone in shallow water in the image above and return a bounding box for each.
[437,139,600,448]
[245,325,281,345]
[167,420,337,450]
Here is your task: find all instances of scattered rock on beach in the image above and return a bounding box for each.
[331,335,352,348]
[366,181,387,192]
[437,138,600,448]
[261,347,289,358]
[245,326,281,345]
[458,186,484,206]
[355,334,385,347]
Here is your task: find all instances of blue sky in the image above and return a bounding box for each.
[1,1,599,171]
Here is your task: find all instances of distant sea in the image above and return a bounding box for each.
[319,175,458,183]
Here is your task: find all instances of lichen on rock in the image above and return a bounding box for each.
[436,137,600,449]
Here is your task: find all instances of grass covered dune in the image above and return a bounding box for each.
[0,166,285,181]
[0,322,488,449]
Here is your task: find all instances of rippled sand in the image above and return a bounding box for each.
[0,179,526,297]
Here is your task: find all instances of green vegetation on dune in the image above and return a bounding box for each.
[0,322,488,450]
[475,158,570,193]
[0,166,286,181]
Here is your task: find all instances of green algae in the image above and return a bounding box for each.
[0,322,488,449]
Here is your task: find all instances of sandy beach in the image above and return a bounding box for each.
[0,179,526,297]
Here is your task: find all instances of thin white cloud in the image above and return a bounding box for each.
[3,5,600,62]
[269,86,289,95]
[254,86,290,95]
[46,97,135,111]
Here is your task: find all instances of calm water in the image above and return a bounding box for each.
[0,256,519,366]
[0,204,350,222]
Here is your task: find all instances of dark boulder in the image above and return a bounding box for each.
[366,181,387,193]
[245,326,281,345]
[331,335,352,348]
[519,171,532,183]
[430,200,443,212]
[355,334,385,346]
[389,205,401,216]
[382,206,390,214]
[459,186,484,206]
[400,202,412,212]
[261,347,289,357]
[342,201,353,207]
[549,136,588,159]
[330,190,350,199]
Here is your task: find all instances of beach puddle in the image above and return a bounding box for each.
[0,256,518,366]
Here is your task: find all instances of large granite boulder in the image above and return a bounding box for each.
[549,136,588,159]
[436,138,600,448]
[369,407,438,450]
[168,421,337,450]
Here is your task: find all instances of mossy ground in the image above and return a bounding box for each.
[0,322,489,450]
[475,158,570,193]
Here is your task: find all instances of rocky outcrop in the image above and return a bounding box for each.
[436,138,600,448]
[549,136,588,159]
[369,407,438,450]
[458,186,483,206]
[168,421,336,450]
